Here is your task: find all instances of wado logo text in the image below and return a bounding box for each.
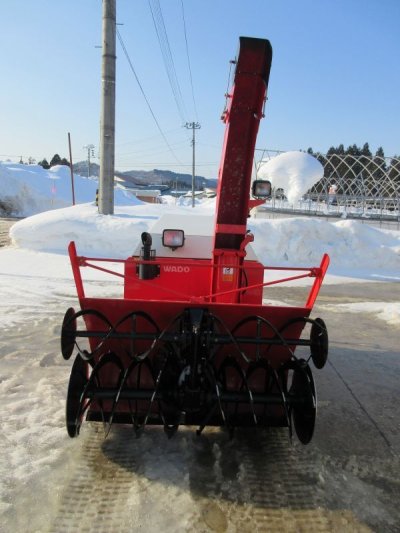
[163,265,191,273]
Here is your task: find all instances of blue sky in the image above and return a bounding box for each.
[0,0,399,178]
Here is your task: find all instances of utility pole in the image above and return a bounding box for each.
[68,133,76,205]
[185,122,201,207]
[99,0,116,215]
[83,144,95,178]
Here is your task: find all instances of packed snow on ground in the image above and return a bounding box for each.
[324,301,400,326]
[0,159,399,530]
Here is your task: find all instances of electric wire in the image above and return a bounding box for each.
[115,162,217,168]
[223,60,234,113]
[116,140,189,158]
[115,127,183,147]
[148,0,188,124]
[180,0,199,122]
[116,28,183,165]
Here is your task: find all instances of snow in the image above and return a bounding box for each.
[250,216,400,275]
[0,161,141,217]
[0,159,399,529]
[1,158,399,321]
[325,301,400,326]
[258,151,324,204]
[1,157,399,328]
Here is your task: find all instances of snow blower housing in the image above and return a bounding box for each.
[61,37,329,444]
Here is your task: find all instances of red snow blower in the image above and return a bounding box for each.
[61,37,329,444]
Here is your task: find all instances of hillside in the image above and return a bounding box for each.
[72,161,217,190]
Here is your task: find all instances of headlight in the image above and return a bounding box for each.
[162,229,185,250]
[252,180,272,199]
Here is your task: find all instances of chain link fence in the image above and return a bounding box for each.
[255,150,400,225]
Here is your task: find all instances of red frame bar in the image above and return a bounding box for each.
[68,241,85,299]
[305,253,330,309]
[68,241,329,308]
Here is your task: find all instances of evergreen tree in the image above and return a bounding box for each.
[359,143,374,195]
[387,155,400,196]
[361,142,372,157]
[357,143,373,196]
[324,144,347,193]
[304,143,396,199]
[50,154,62,167]
[38,158,50,169]
[60,158,70,167]
[342,144,363,193]
[371,147,387,195]
[307,147,327,193]
[325,145,336,175]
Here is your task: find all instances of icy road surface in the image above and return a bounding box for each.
[1,281,399,533]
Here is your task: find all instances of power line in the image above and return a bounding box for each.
[116,28,183,165]
[181,0,198,122]
[115,162,217,168]
[115,127,183,146]
[148,0,188,124]
[116,139,188,156]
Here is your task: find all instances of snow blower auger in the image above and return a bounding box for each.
[61,37,329,444]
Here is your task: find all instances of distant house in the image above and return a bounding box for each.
[183,190,206,199]
[114,176,162,203]
[129,189,162,204]
[204,187,217,198]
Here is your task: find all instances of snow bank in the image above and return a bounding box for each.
[258,151,323,204]
[10,203,156,257]
[0,162,141,217]
[3,158,400,281]
[9,202,400,280]
[249,216,400,274]
[10,201,216,257]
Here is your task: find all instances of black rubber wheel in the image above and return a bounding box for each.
[66,355,88,437]
[310,318,328,369]
[61,307,77,361]
[290,363,316,444]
